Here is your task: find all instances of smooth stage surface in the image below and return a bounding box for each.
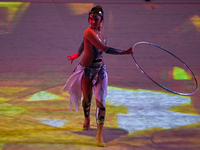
[0,0,200,149]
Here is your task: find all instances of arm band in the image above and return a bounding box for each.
[105,46,122,54]
[77,40,84,55]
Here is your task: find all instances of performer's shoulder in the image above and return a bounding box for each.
[84,27,96,38]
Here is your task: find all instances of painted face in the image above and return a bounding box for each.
[89,14,102,29]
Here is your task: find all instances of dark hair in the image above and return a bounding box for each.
[88,5,104,21]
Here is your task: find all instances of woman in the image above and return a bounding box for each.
[63,5,133,146]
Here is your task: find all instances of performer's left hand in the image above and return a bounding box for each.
[121,47,134,55]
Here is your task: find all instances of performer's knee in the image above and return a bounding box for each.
[82,91,92,117]
[96,104,106,124]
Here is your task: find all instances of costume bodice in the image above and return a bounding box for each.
[78,36,107,61]
[92,35,106,61]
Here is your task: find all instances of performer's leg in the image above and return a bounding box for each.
[96,100,106,147]
[82,91,92,117]
[81,76,93,130]
[82,91,92,130]
[93,71,107,146]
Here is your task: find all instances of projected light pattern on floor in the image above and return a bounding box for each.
[0,2,30,34]
[36,118,68,127]
[67,3,94,15]
[28,91,64,101]
[191,15,200,32]
[171,67,192,80]
[0,103,27,116]
[106,86,200,133]
[0,1,199,149]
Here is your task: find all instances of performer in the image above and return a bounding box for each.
[63,5,133,147]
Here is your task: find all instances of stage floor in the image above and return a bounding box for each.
[0,0,200,149]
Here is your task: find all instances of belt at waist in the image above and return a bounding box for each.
[92,59,102,63]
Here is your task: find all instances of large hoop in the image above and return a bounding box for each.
[131,42,198,96]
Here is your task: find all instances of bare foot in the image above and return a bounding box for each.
[96,135,105,147]
[83,117,90,130]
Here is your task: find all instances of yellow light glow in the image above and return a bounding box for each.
[0,87,27,95]
[68,3,94,15]
[190,15,200,32]
[0,2,30,34]
[0,103,27,116]
[0,97,11,103]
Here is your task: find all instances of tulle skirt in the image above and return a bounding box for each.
[63,63,108,111]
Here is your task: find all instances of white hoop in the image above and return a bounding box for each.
[132,42,198,96]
